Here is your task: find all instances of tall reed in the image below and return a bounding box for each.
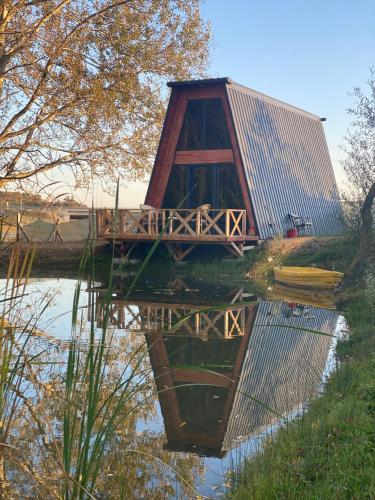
[62,183,158,497]
[0,242,36,496]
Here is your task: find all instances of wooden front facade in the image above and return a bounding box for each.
[145,81,256,234]
[96,77,343,252]
[96,78,261,259]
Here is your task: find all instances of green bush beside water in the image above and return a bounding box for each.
[282,236,357,272]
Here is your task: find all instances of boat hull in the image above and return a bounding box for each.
[273,266,343,289]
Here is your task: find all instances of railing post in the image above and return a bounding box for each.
[112,209,115,235]
[195,313,200,335]
[242,210,246,236]
[169,210,173,235]
[147,210,151,235]
[225,210,230,237]
[224,311,229,337]
[196,210,201,236]
[119,210,125,235]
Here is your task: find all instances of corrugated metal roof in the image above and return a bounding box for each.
[223,300,339,451]
[226,82,343,238]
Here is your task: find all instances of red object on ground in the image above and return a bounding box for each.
[286,228,298,238]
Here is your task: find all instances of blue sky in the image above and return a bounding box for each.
[200,0,375,185]
[83,0,375,206]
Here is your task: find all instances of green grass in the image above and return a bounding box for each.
[230,294,375,499]
[183,249,259,278]
[282,236,357,272]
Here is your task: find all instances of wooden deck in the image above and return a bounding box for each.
[96,208,258,260]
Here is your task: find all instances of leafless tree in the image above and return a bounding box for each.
[341,69,375,287]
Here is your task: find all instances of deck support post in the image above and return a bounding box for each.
[164,242,197,262]
[225,242,244,258]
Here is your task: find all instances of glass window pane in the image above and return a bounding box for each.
[162,163,245,209]
[177,98,231,150]
[218,164,245,209]
[177,100,203,150]
[205,99,231,149]
[190,165,214,208]
[162,165,187,208]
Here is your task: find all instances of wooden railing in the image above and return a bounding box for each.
[96,301,247,339]
[96,208,247,240]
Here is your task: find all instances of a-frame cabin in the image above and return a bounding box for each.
[96,78,343,260]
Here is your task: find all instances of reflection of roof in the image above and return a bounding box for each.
[223,301,339,451]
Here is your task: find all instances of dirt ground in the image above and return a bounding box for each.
[265,236,338,256]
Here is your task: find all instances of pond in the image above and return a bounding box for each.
[0,272,345,499]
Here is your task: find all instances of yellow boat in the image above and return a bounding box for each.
[273,266,343,289]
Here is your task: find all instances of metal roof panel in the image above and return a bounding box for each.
[226,85,343,238]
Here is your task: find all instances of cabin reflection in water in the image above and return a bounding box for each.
[95,283,340,458]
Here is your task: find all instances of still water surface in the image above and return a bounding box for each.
[2,274,344,498]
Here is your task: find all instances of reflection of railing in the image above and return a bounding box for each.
[96,301,247,339]
[96,208,247,239]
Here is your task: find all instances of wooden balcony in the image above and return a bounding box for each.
[96,208,258,260]
[96,300,250,339]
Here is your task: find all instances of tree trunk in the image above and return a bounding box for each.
[341,181,375,288]
[0,1,12,97]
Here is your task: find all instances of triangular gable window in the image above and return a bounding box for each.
[177,98,231,150]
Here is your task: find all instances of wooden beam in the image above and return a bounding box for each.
[145,89,186,207]
[174,149,234,164]
[226,242,244,258]
[171,368,231,387]
[164,242,197,262]
[145,332,183,443]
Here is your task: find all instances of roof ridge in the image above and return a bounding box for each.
[167,77,232,88]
